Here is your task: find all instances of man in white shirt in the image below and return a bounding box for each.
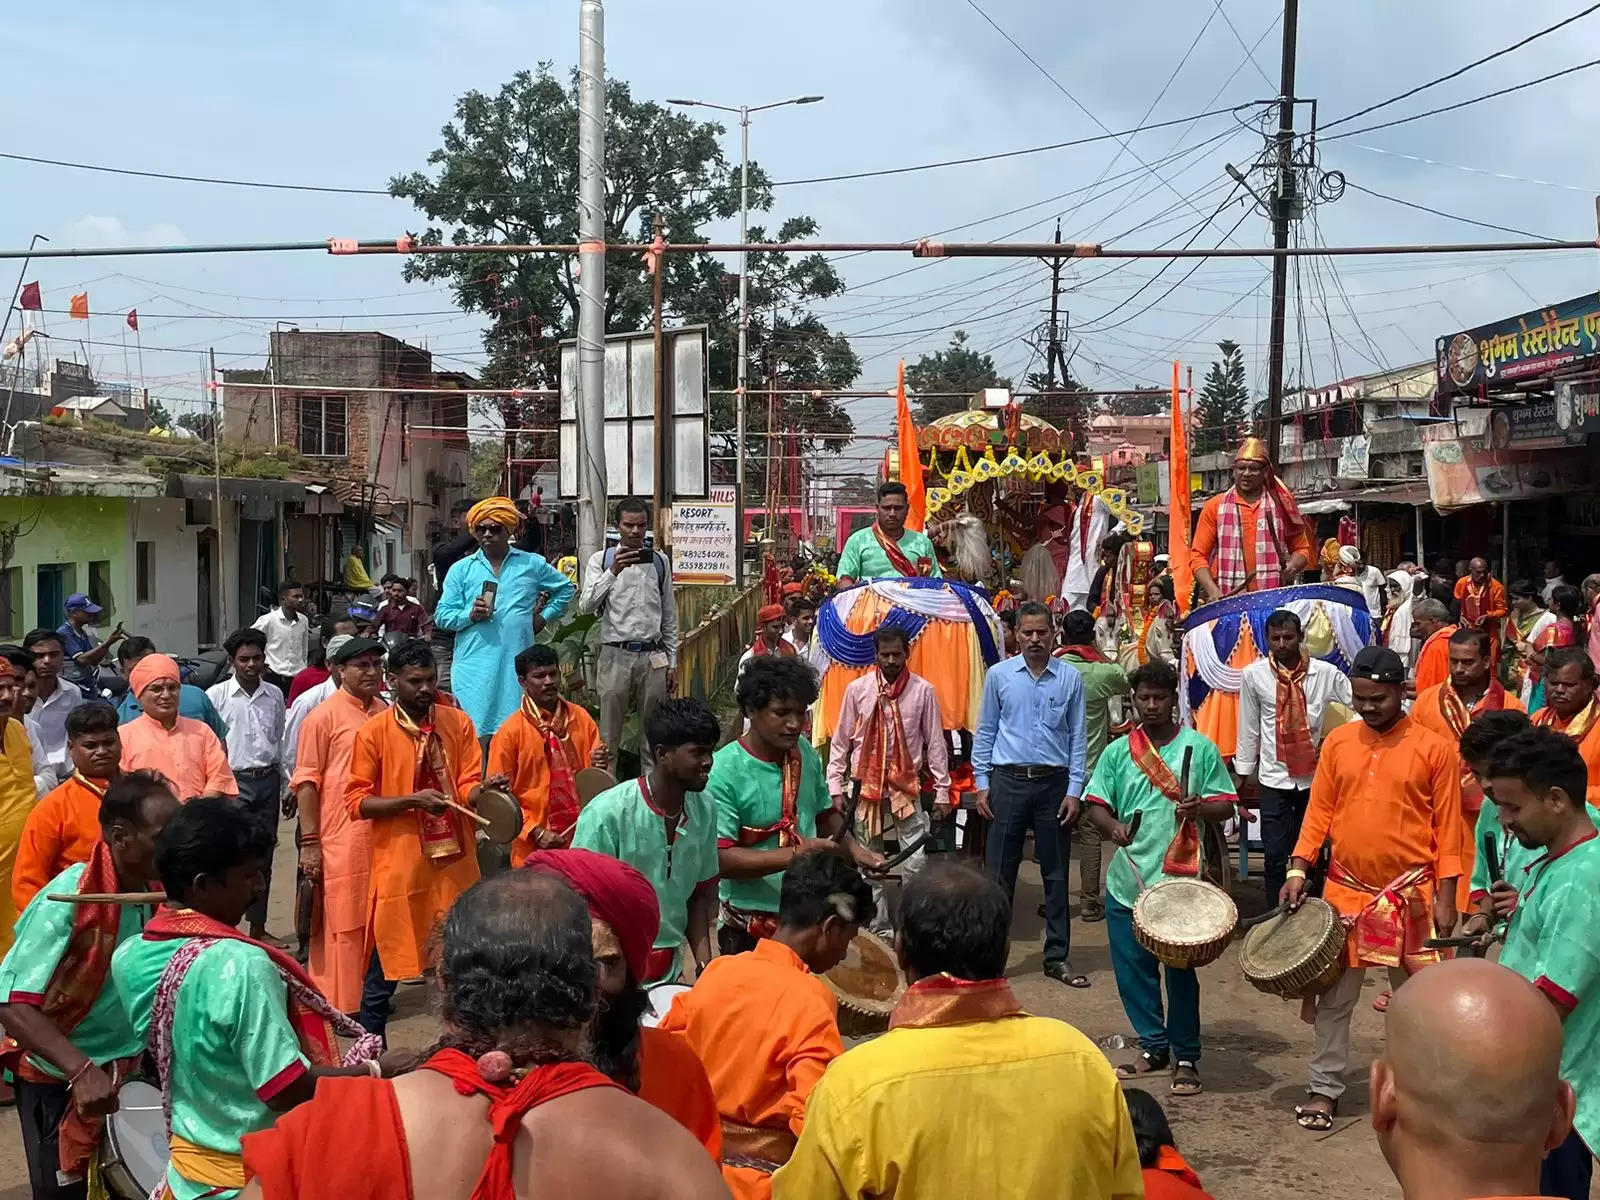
[1233,608,1352,904]
[784,595,826,671]
[1335,545,1385,619]
[251,580,313,695]
[21,627,84,784]
[578,498,678,771]
[1542,558,1567,605]
[206,627,289,945]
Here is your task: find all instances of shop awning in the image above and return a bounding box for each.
[167,474,319,503]
[1296,480,1432,510]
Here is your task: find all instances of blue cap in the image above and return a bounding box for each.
[64,592,102,615]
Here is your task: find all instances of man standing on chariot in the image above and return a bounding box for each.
[836,483,941,586]
[1189,439,1313,602]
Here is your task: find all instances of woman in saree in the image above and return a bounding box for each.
[1525,584,1584,713]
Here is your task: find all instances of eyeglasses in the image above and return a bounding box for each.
[474,522,509,535]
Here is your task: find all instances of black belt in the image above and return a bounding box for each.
[604,640,661,653]
[994,763,1068,781]
[235,765,281,779]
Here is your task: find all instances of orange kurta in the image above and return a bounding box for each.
[12,774,105,914]
[486,700,602,862]
[660,938,843,1200]
[1293,715,1463,966]
[1411,626,1457,693]
[637,1026,723,1161]
[344,705,482,981]
[291,689,388,1012]
[119,714,237,801]
[1188,493,1315,588]
[1410,683,1525,910]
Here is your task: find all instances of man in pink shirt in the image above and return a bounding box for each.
[826,625,949,933]
[118,653,237,802]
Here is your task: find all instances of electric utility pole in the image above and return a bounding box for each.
[1264,0,1299,463]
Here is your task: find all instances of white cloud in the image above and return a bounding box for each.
[60,215,187,248]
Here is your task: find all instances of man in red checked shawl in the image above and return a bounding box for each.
[1189,438,1314,601]
[709,657,881,956]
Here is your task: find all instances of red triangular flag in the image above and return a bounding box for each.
[18,282,40,311]
[126,310,138,332]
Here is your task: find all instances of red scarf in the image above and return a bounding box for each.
[393,705,464,863]
[872,523,930,576]
[1126,726,1202,877]
[733,736,803,848]
[1328,861,1439,974]
[853,669,919,839]
[1271,655,1318,779]
[888,974,1023,1030]
[0,841,139,1174]
[420,1047,623,1200]
[1057,644,1112,664]
[1441,680,1508,811]
[749,633,796,658]
[521,696,581,841]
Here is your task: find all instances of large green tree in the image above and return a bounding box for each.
[1193,339,1250,455]
[390,65,857,495]
[906,331,1012,424]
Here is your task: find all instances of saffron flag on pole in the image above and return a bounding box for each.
[126,310,138,332]
[18,282,41,312]
[1168,359,1193,616]
[895,359,925,532]
[69,293,89,320]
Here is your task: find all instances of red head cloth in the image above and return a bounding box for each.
[781,582,804,596]
[758,604,786,624]
[523,848,661,984]
[129,653,180,698]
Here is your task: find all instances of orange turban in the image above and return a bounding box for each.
[129,653,180,698]
[466,496,521,532]
[758,604,786,624]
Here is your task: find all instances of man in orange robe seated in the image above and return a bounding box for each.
[346,640,492,1039]
[1531,647,1600,800]
[487,644,604,861]
[291,637,388,1015]
[12,699,122,912]
[1282,646,1461,1133]
[1453,557,1508,666]
[660,848,871,1199]
[1189,438,1313,602]
[1409,626,1523,909]
[523,847,722,1161]
[1407,599,1456,694]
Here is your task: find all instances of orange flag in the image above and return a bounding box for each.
[1168,360,1193,615]
[68,293,89,320]
[895,359,925,532]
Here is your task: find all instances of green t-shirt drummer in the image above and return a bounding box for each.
[836,482,941,585]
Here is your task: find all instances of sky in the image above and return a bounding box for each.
[4,0,1599,480]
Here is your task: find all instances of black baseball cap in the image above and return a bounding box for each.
[329,636,384,665]
[1350,645,1405,684]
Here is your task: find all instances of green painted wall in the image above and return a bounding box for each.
[0,496,130,638]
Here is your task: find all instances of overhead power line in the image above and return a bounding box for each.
[1343,181,1557,242]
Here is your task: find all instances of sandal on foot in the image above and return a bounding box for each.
[1372,989,1392,1013]
[1170,1061,1202,1096]
[1043,960,1090,989]
[1082,905,1106,923]
[1115,1050,1170,1079]
[1295,1095,1338,1131]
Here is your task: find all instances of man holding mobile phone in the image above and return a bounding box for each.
[580,497,678,772]
[433,496,574,744]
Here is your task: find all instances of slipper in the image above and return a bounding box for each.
[1295,1095,1338,1131]
[1082,905,1106,923]
[1116,1050,1170,1079]
[1171,1061,1202,1096]
[1044,960,1090,988]
[1373,989,1392,1013]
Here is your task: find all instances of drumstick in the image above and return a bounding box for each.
[440,798,492,829]
[47,892,166,905]
[1179,747,1193,803]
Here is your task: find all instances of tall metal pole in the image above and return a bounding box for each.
[1264,0,1299,463]
[651,212,668,537]
[1,233,48,436]
[209,348,228,637]
[734,106,750,585]
[575,0,609,567]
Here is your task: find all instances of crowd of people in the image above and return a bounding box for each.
[0,462,1596,1200]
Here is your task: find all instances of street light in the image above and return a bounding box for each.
[667,94,823,582]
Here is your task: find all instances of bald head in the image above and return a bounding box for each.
[1373,959,1571,1197]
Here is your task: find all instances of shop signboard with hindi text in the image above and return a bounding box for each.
[1435,291,1600,402]
[670,487,737,585]
[1422,412,1596,511]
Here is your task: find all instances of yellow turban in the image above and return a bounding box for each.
[130,653,180,698]
[1234,437,1271,465]
[466,496,521,532]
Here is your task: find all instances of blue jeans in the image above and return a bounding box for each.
[1257,784,1310,905]
[358,948,397,1039]
[985,767,1072,964]
[1541,1128,1592,1200]
[235,769,282,930]
[1106,893,1201,1063]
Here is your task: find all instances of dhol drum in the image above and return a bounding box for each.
[474,785,522,878]
[641,983,690,1028]
[1238,897,1346,998]
[822,930,906,1038]
[1132,878,1238,970]
[575,767,616,806]
[101,1079,167,1200]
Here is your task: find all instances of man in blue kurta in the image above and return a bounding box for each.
[835,481,941,585]
[1082,659,1237,1098]
[1483,726,1600,1200]
[433,496,574,738]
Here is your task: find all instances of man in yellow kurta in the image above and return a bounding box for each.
[291,637,388,1014]
[0,657,37,957]
[772,861,1142,1200]
[345,641,497,1038]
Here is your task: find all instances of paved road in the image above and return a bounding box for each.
[0,828,1454,1199]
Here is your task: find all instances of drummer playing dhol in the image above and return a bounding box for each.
[1082,661,1238,1097]
[0,772,179,1200]
[1281,645,1462,1133]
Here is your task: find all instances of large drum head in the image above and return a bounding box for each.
[474,787,521,846]
[1240,897,1341,977]
[1133,878,1237,946]
[103,1080,166,1200]
[823,930,906,1037]
[576,767,616,805]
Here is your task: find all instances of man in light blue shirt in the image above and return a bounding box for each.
[972,600,1088,988]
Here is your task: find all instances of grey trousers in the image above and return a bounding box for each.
[861,802,931,936]
[596,645,668,770]
[1308,963,1408,1100]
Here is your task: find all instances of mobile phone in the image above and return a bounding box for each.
[479,579,498,615]
[643,532,654,554]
